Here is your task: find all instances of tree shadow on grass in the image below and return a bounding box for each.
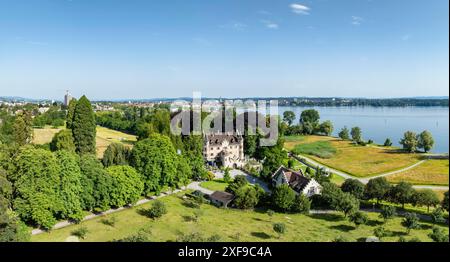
[310,213,343,222]
[367,220,383,227]
[253,207,270,214]
[251,232,272,240]
[390,230,408,237]
[329,224,355,232]
[252,217,269,222]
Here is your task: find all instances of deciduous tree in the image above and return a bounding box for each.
[13,148,61,229]
[283,111,296,126]
[55,151,83,221]
[417,130,434,153]
[50,129,76,152]
[102,142,131,167]
[399,131,418,153]
[338,126,350,140]
[131,134,178,195]
[106,165,144,207]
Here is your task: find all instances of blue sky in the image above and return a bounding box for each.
[0,0,448,100]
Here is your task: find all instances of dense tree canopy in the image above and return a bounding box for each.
[12,148,61,229]
[66,99,77,129]
[364,177,391,204]
[272,184,296,212]
[282,111,296,126]
[341,179,365,199]
[55,151,83,221]
[106,165,144,207]
[13,111,33,146]
[72,96,96,154]
[131,134,179,195]
[318,120,334,136]
[50,130,76,152]
[417,130,434,153]
[79,154,113,212]
[389,182,415,209]
[102,142,131,167]
[350,127,362,143]
[399,131,418,153]
[338,126,350,140]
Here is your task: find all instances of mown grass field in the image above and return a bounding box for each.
[292,141,337,159]
[200,179,229,191]
[285,135,421,177]
[386,159,449,186]
[95,126,137,158]
[31,192,448,242]
[32,126,63,144]
[32,126,137,158]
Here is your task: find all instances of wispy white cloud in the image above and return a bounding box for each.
[351,16,364,26]
[261,20,279,29]
[219,21,247,31]
[290,3,310,15]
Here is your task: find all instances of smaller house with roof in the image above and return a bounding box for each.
[271,166,322,197]
[208,191,235,208]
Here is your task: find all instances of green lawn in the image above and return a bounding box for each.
[32,192,448,242]
[199,180,229,191]
[292,141,337,159]
[285,135,422,177]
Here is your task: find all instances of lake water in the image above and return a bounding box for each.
[277,106,449,153]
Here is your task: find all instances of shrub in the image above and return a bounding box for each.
[273,223,286,238]
[100,216,117,227]
[142,200,167,219]
[384,138,393,147]
[348,211,368,227]
[428,226,449,242]
[234,186,259,210]
[71,226,89,239]
[113,229,151,242]
[379,205,397,222]
[272,184,295,212]
[373,226,390,240]
[402,213,420,234]
[290,194,311,214]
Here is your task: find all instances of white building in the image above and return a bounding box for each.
[203,132,245,168]
[64,90,73,107]
[271,166,322,197]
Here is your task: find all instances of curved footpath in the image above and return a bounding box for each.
[291,154,448,190]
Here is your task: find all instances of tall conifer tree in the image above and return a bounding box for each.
[72,96,96,154]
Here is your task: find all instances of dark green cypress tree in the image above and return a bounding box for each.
[66,98,77,129]
[72,96,96,154]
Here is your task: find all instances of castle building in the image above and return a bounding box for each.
[203,132,245,168]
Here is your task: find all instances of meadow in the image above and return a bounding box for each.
[32,125,137,158]
[285,135,422,177]
[31,192,448,242]
[386,159,449,186]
